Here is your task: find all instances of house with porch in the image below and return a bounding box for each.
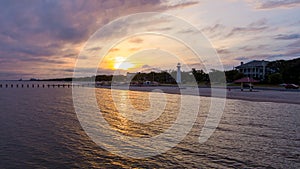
[235,60,274,80]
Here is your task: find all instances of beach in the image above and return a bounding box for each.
[102,85,300,105]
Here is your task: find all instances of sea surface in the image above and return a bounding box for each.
[0,82,299,168]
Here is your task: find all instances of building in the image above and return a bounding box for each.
[235,60,273,80]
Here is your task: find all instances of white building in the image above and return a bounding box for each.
[235,60,272,80]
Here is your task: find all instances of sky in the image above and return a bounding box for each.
[0,0,300,80]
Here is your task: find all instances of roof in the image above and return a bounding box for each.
[236,60,269,69]
[234,77,260,83]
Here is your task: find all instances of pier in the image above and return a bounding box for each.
[0,83,96,89]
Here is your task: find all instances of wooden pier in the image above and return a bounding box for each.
[0,83,96,88]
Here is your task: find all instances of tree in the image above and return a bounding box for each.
[192,68,208,83]
[268,58,300,84]
[208,69,226,84]
[225,70,244,83]
[268,73,283,84]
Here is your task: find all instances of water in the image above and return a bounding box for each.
[0,83,299,168]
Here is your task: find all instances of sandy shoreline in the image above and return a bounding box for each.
[98,86,300,105]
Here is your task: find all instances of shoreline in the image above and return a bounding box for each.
[97,85,300,105]
[1,81,299,104]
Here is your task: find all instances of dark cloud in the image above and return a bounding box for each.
[73,67,116,77]
[0,71,32,80]
[248,18,268,27]
[287,39,300,47]
[97,68,117,75]
[226,19,269,37]
[63,53,78,58]
[216,48,231,55]
[87,47,102,52]
[163,1,199,9]
[142,64,151,69]
[129,47,141,52]
[227,26,268,37]
[200,19,270,40]
[20,57,68,64]
[285,47,300,56]
[255,0,300,9]
[238,45,268,52]
[140,64,162,72]
[200,23,226,39]
[235,54,277,61]
[266,54,285,60]
[235,56,250,61]
[177,28,197,34]
[56,68,75,73]
[201,24,225,34]
[0,0,199,79]
[238,46,254,52]
[0,42,58,57]
[147,27,173,32]
[251,53,298,61]
[129,37,144,44]
[236,47,300,62]
[108,48,120,52]
[275,34,300,40]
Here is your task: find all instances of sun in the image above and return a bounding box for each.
[113,56,134,70]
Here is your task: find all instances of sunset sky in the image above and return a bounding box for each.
[0,0,300,80]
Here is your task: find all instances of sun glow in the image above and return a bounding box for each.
[113,56,134,70]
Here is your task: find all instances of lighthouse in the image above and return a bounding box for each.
[176,63,181,84]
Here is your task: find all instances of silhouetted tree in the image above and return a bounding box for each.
[268,73,283,84]
[225,70,244,82]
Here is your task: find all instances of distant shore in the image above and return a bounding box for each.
[98,85,300,105]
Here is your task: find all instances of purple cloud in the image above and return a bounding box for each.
[255,0,300,9]
[0,0,198,79]
[226,26,268,37]
[275,34,300,40]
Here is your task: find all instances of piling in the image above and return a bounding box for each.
[0,83,79,89]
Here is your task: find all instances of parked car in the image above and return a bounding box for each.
[285,84,299,89]
[279,83,287,87]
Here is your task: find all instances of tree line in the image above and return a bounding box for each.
[267,57,300,84]
[43,57,299,85]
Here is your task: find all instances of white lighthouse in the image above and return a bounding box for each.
[176,63,181,84]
